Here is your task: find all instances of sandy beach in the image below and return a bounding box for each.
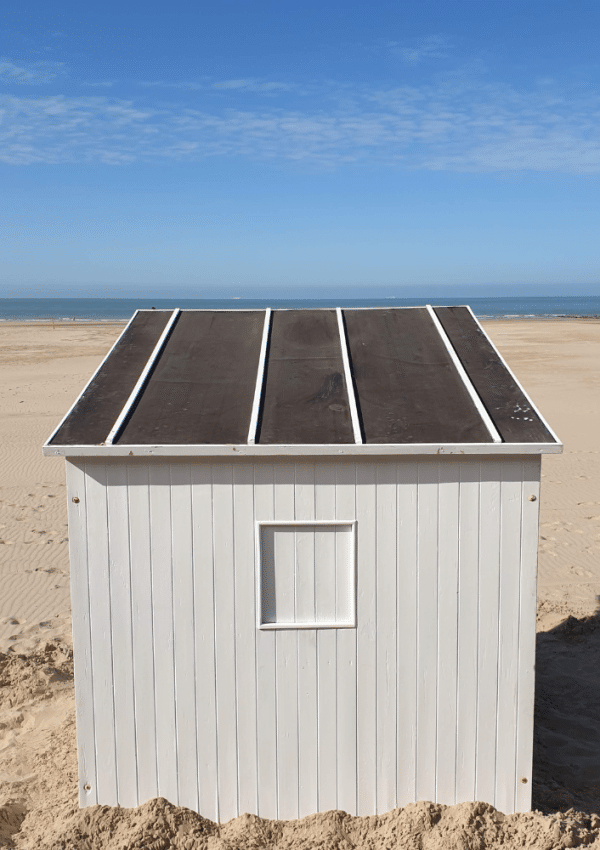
[1,318,599,847]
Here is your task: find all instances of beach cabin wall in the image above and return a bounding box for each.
[45,306,561,820]
[65,454,542,821]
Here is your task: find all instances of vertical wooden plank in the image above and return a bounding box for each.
[396,459,418,807]
[335,461,357,815]
[515,458,541,812]
[212,462,239,822]
[435,460,459,805]
[335,526,353,623]
[170,463,199,812]
[355,461,377,815]
[233,461,259,816]
[254,460,278,818]
[127,462,158,804]
[149,461,178,804]
[495,459,523,814]
[415,460,438,802]
[475,460,501,805]
[191,462,218,820]
[273,533,294,623]
[376,462,397,813]
[455,460,480,804]
[85,462,118,805]
[315,462,338,811]
[295,463,316,621]
[106,462,138,806]
[274,461,299,820]
[259,527,276,624]
[295,462,318,818]
[66,461,98,806]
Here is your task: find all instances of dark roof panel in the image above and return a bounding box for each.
[47,306,558,449]
[117,311,265,445]
[257,310,354,444]
[433,306,554,443]
[50,310,171,446]
[343,308,494,444]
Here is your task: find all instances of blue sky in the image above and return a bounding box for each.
[2,0,600,297]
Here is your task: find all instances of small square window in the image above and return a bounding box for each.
[256,521,356,629]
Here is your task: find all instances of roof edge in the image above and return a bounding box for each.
[43,441,562,458]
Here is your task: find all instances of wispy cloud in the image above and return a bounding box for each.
[139,80,205,91]
[387,35,453,64]
[139,77,297,94]
[0,58,65,84]
[2,77,600,172]
[80,81,117,88]
[212,78,295,93]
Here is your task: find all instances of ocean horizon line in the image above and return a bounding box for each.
[1,295,600,321]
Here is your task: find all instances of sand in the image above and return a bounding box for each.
[0,317,599,847]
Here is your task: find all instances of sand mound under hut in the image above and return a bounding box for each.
[1,615,599,849]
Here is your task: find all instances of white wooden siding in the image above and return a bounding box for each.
[67,455,541,819]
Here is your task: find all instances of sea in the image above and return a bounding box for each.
[1,296,600,321]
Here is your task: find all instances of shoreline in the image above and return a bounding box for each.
[2,314,600,325]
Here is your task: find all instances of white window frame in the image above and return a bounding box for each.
[255,520,357,630]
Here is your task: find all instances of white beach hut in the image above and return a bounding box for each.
[44,306,561,820]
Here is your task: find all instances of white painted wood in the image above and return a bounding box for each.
[375,462,397,813]
[67,453,544,819]
[335,308,363,444]
[314,462,337,811]
[45,311,139,446]
[295,463,319,819]
[148,461,178,803]
[260,520,359,525]
[84,462,118,804]
[334,461,358,815]
[105,309,180,445]
[66,460,98,806]
[426,306,502,444]
[106,462,138,806]
[258,521,355,628]
[253,461,278,819]
[515,458,541,812]
[494,460,523,814]
[455,460,480,804]
[355,462,377,815]
[191,462,218,820]
[232,462,259,815]
[435,460,459,805]
[475,460,502,805]
[170,464,199,812]
[415,460,439,803]
[467,306,562,446]
[127,462,159,804]
[44,441,562,457]
[247,309,272,445]
[396,460,418,807]
[259,620,357,630]
[273,462,299,820]
[212,462,239,822]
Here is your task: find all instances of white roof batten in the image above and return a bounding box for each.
[104,308,181,446]
[466,305,562,446]
[247,308,272,445]
[44,310,141,447]
[336,307,363,445]
[426,304,502,444]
